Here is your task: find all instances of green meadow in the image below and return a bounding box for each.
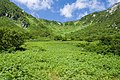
[0,41,120,80]
[0,1,120,80]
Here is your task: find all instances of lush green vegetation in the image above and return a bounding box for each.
[0,28,27,52]
[0,0,54,38]
[0,0,120,80]
[0,41,120,80]
[76,35,120,56]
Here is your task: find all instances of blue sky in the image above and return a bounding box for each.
[10,0,120,22]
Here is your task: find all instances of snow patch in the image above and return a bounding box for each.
[57,22,61,25]
[93,14,96,17]
[22,10,25,13]
[108,4,118,14]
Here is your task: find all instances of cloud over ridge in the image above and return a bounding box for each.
[10,0,120,21]
[12,0,54,10]
[60,0,120,18]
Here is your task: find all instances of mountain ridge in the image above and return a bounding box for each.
[62,2,120,41]
[0,0,120,41]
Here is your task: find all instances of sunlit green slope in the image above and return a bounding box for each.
[65,2,120,41]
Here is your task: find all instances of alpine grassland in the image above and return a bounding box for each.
[0,0,120,80]
[0,41,120,80]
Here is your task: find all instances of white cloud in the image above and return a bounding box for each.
[107,0,116,6]
[60,0,120,18]
[75,0,88,9]
[89,0,105,11]
[60,0,88,18]
[77,12,88,19]
[12,0,53,10]
[107,0,120,6]
[60,3,75,18]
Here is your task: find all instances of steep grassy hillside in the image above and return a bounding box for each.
[0,0,59,39]
[1,0,120,41]
[60,3,120,55]
[0,0,86,40]
[65,3,120,41]
[49,3,120,40]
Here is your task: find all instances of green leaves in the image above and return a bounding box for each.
[0,41,120,80]
[0,28,25,51]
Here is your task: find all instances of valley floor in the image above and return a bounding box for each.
[0,41,120,80]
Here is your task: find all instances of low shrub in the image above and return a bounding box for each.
[76,38,120,56]
[0,28,26,52]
